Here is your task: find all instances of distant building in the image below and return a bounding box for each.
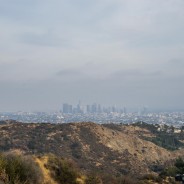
[174,129,181,133]
[87,105,91,113]
[97,104,101,113]
[91,103,97,113]
[63,103,72,113]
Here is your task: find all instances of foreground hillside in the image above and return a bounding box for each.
[1,120,184,178]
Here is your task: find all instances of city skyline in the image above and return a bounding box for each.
[62,102,128,114]
[60,102,182,114]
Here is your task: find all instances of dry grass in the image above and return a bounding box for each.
[35,156,57,184]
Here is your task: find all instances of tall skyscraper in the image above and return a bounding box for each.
[63,103,73,113]
[87,105,91,113]
[97,104,101,113]
[91,103,97,113]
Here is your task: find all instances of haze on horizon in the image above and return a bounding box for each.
[0,0,184,112]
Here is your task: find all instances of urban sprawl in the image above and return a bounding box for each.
[0,103,184,127]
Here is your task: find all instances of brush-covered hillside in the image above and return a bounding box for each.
[1,120,184,183]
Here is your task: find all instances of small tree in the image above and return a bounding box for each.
[0,153,43,184]
[46,154,79,184]
[175,157,184,173]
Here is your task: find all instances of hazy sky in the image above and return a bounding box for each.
[0,0,184,111]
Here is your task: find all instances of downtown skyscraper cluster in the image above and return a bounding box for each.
[61,102,127,114]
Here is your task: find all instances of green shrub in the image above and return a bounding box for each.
[159,166,178,178]
[46,154,79,184]
[0,153,43,184]
[175,157,184,173]
[85,173,102,184]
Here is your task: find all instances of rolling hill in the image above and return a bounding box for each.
[1,120,184,178]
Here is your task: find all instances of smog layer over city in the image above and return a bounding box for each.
[0,0,184,113]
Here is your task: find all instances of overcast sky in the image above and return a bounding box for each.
[0,0,184,111]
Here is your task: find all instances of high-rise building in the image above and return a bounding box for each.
[63,103,69,113]
[68,105,73,113]
[91,103,97,113]
[77,102,83,113]
[97,104,102,113]
[87,105,91,113]
[63,103,73,113]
